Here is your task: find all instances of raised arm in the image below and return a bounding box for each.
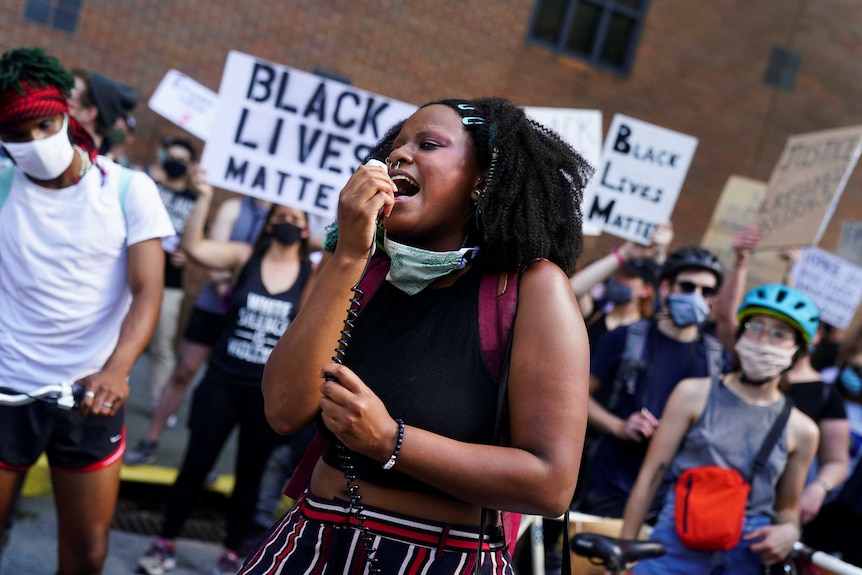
[208,196,242,242]
[716,226,760,350]
[262,164,396,433]
[179,166,252,271]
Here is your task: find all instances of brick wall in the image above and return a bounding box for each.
[1,0,860,265]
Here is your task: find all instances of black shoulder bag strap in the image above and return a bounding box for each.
[745,398,793,484]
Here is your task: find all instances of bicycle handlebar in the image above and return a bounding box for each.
[0,383,85,409]
[570,532,666,573]
[792,542,862,575]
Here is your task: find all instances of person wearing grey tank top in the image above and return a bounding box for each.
[621,284,821,575]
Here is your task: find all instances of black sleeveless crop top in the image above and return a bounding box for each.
[320,266,498,494]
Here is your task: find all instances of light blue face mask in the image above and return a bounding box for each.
[383,234,479,296]
[839,366,862,397]
[666,292,710,327]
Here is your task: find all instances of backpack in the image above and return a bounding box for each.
[283,253,522,552]
[606,319,724,411]
[0,163,134,218]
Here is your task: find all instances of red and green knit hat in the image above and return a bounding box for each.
[0,47,74,133]
[0,47,96,156]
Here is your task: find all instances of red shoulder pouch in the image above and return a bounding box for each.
[674,465,748,551]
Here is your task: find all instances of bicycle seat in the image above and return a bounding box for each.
[570,532,665,571]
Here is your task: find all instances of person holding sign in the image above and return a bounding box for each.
[621,284,820,573]
[240,98,591,574]
[715,226,850,528]
[570,223,672,348]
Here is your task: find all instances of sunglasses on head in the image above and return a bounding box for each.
[676,280,717,298]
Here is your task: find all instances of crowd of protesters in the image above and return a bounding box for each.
[1,45,861,575]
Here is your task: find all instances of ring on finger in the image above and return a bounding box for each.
[84,390,96,399]
[103,401,112,408]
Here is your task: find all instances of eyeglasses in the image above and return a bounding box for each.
[675,281,717,299]
[743,321,796,344]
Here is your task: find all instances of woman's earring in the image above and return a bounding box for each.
[470,189,482,203]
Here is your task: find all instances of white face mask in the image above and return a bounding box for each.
[1,115,75,181]
[734,336,798,384]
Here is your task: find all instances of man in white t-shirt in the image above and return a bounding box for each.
[0,47,174,574]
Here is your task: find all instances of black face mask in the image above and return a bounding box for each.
[270,222,303,246]
[605,277,634,305]
[810,340,840,371]
[163,158,188,179]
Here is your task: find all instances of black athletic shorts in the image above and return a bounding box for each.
[182,306,227,347]
[0,402,125,472]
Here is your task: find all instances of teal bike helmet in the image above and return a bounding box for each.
[737,284,820,345]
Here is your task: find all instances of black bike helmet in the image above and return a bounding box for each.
[659,246,725,288]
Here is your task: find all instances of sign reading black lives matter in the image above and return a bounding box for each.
[584,114,698,245]
[201,51,417,217]
[756,125,862,250]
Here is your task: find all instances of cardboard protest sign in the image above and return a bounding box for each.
[148,69,218,141]
[525,107,603,234]
[838,220,862,268]
[757,125,862,250]
[584,114,698,244]
[700,176,788,289]
[792,247,862,329]
[201,51,417,218]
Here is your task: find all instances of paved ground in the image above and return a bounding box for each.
[0,353,247,574]
[3,494,226,575]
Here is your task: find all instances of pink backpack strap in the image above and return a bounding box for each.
[283,431,328,499]
[478,269,521,555]
[355,252,390,305]
[478,270,518,382]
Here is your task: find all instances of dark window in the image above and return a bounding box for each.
[312,67,352,86]
[764,46,801,92]
[23,0,82,34]
[527,0,649,75]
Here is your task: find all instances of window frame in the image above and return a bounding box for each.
[526,0,650,76]
[23,0,82,34]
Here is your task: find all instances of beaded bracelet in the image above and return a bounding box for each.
[611,246,625,266]
[382,419,405,470]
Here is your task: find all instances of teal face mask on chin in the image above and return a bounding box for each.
[383,234,479,296]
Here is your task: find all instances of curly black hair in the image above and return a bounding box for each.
[0,47,74,96]
[363,97,593,276]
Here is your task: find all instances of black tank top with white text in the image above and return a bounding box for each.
[208,254,310,386]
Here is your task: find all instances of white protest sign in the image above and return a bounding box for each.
[584,114,698,244]
[757,125,862,250]
[839,219,862,268]
[792,247,862,329]
[201,51,417,217]
[525,107,603,234]
[148,69,218,141]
